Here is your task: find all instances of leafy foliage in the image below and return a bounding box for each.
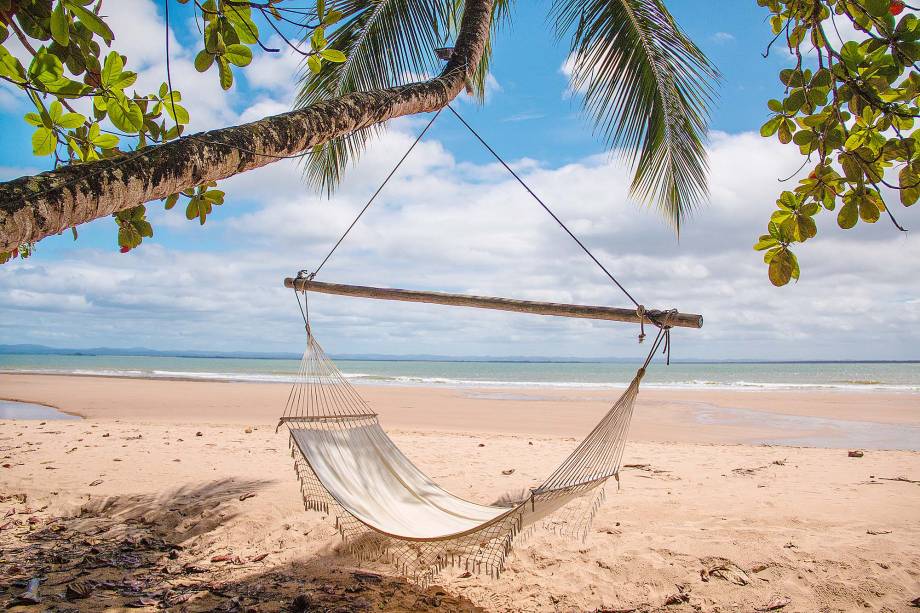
[296,0,514,195]
[756,0,919,285]
[551,0,719,232]
[0,0,333,263]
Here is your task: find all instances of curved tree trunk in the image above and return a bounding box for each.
[0,0,494,253]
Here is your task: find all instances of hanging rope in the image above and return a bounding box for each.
[301,102,677,344]
[308,109,444,279]
[444,104,641,311]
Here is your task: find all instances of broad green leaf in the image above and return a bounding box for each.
[794,215,817,241]
[32,127,56,156]
[760,116,782,137]
[49,100,63,122]
[858,200,880,223]
[89,123,119,149]
[28,49,64,85]
[307,55,322,74]
[51,1,70,47]
[203,189,224,204]
[118,225,141,248]
[216,57,233,90]
[312,27,328,51]
[194,50,214,72]
[778,120,793,144]
[23,112,43,127]
[205,23,225,54]
[800,202,820,216]
[840,154,862,181]
[101,51,124,85]
[224,44,252,67]
[768,249,795,286]
[101,51,136,90]
[185,199,199,220]
[164,101,189,125]
[753,236,778,251]
[224,3,259,44]
[164,193,180,210]
[106,92,144,132]
[840,41,865,68]
[66,0,114,43]
[837,200,858,229]
[0,47,26,81]
[136,219,153,238]
[45,76,91,98]
[58,111,85,129]
[319,49,346,63]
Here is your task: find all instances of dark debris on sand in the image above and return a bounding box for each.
[0,490,483,612]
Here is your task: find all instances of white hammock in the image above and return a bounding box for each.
[279,323,662,584]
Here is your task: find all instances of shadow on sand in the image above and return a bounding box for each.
[0,478,485,612]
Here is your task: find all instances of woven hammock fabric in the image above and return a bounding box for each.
[280,331,641,583]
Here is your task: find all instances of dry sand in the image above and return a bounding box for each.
[1,373,919,611]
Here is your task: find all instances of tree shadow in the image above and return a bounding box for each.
[76,477,273,543]
[0,479,486,612]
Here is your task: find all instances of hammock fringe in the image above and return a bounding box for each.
[290,435,615,585]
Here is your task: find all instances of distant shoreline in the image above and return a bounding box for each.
[1,347,917,365]
[2,368,919,394]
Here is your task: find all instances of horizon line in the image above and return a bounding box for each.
[0,344,917,365]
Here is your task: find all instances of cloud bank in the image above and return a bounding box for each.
[2,124,917,361]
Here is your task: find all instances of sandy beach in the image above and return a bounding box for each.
[1,373,919,611]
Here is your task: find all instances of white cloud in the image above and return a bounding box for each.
[238,98,292,125]
[710,32,735,44]
[102,0,184,67]
[245,37,305,100]
[501,112,545,123]
[2,124,918,360]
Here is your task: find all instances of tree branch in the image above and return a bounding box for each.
[0,0,494,252]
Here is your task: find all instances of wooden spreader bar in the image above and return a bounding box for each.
[285,278,703,329]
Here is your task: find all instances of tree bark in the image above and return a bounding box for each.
[0,0,494,252]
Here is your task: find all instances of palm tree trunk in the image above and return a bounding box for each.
[0,0,494,252]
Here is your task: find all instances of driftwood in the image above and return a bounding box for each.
[285,279,704,329]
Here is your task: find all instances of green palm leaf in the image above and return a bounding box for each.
[552,0,719,232]
[296,0,512,194]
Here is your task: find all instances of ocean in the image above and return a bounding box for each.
[1,353,918,392]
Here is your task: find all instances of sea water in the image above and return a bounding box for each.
[0,353,918,392]
[0,399,78,420]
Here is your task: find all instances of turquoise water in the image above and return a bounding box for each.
[1,353,918,392]
[0,400,78,420]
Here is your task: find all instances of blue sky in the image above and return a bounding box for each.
[1,1,918,361]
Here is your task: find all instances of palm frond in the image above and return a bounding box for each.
[296,0,453,195]
[552,0,719,232]
[296,0,509,194]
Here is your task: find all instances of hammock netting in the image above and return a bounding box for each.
[279,326,650,585]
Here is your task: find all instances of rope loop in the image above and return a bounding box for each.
[636,305,646,343]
